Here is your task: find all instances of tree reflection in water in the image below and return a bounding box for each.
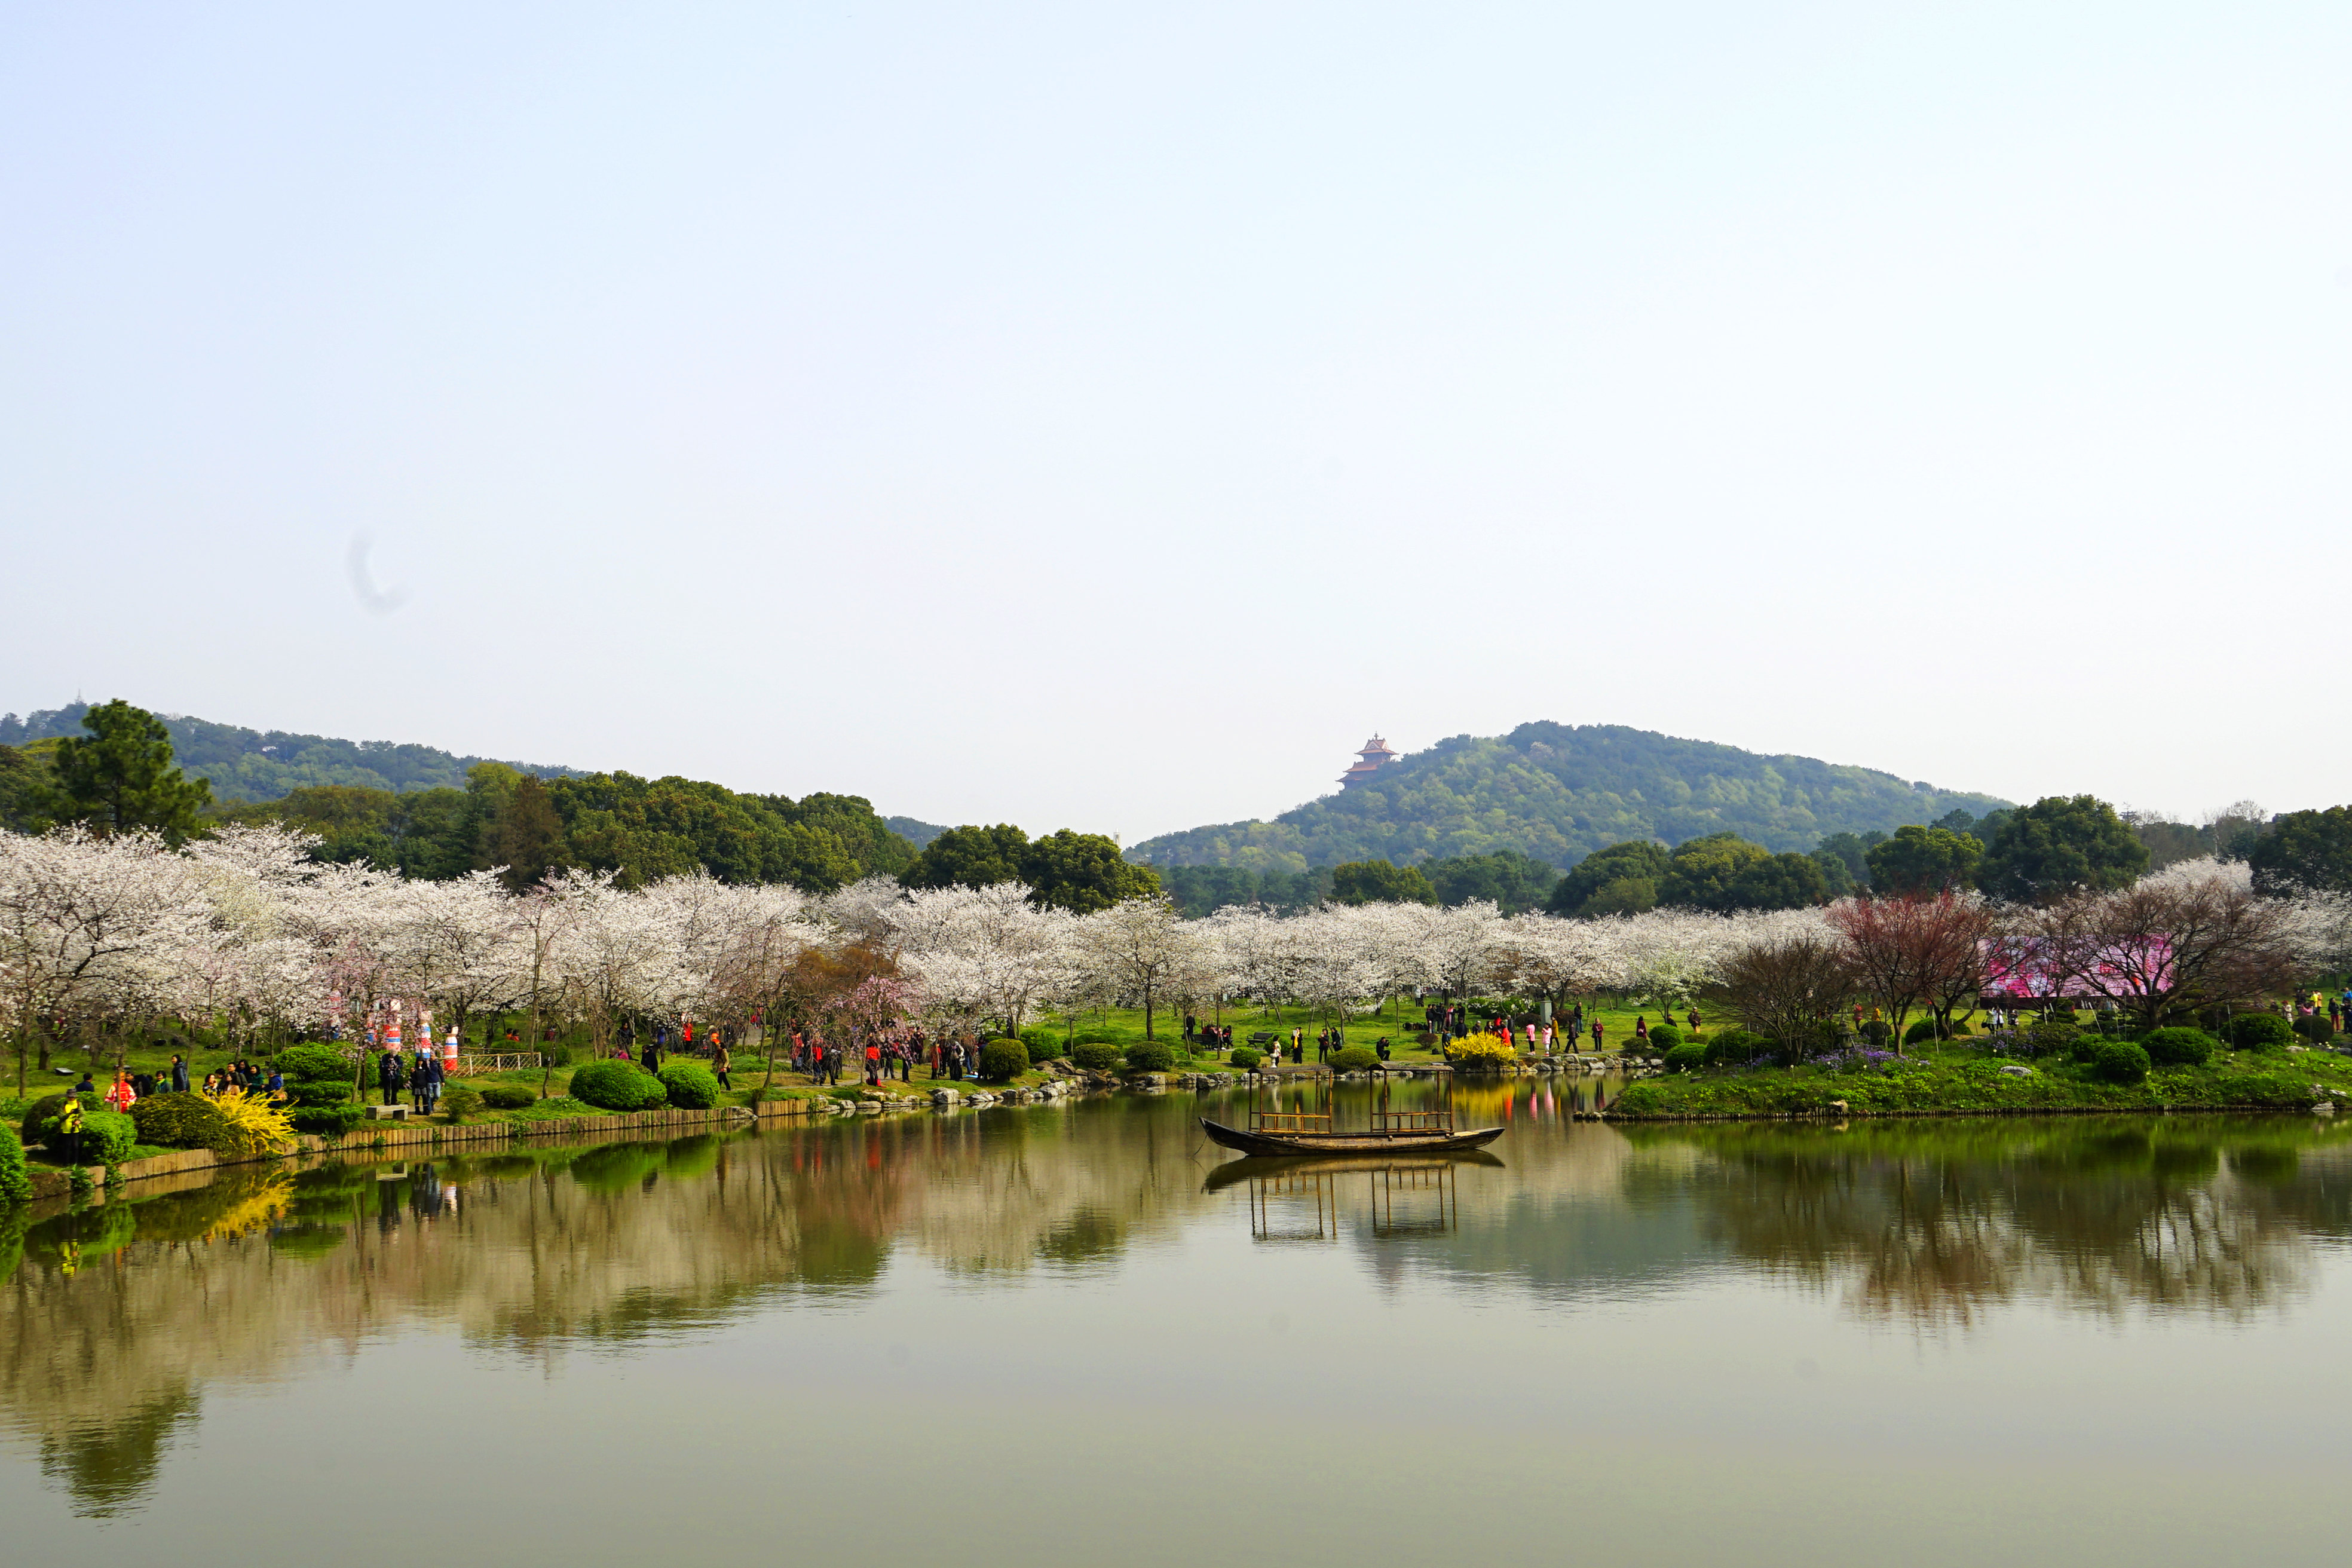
[11,1095,2352,1520]
[1628,1118,2352,1328]
[0,1102,1209,1516]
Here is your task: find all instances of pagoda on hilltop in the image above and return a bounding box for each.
[1338,736,1399,789]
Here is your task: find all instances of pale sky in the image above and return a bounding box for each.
[5,2,2348,843]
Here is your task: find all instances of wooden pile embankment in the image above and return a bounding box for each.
[22,1095,836,1202]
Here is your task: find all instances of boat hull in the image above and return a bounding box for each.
[1199,1117,1506,1158]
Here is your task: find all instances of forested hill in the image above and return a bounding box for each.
[1129,721,2010,872]
[0,703,581,801]
[885,816,950,849]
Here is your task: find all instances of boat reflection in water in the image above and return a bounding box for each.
[1206,1151,1498,1241]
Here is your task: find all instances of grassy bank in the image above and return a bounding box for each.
[1609,1049,2352,1119]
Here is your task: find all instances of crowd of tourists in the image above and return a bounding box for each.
[602,1020,998,1089]
[1168,1003,1712,1064]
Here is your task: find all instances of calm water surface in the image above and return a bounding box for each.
[7,1079,2351,1567]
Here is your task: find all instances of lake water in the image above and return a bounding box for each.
[6,1079,2351,1567]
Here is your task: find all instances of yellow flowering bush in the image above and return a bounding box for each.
[1446,1031,1518,1068]
[201,1088,297,1160]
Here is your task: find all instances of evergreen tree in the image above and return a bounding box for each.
[1545,840,1670,915]
[484,774,566,891]
[1018,829,1160,914]
[1978,795,2147,902]
[1422,848,1558,912]
[1330,859,1438,905]
[2249,806,2352,896]
[902,824,1031,890]
[1865,825,1984,895]
[36,699,213,843]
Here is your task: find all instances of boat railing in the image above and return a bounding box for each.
[1248,1110,1333,1134]
[1370,1107,1454,1135]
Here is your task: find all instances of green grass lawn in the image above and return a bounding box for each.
[1037,996,1729,1062]
[1610,1045,2352,1118]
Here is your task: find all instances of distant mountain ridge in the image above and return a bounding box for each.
[0,702,584,803]
[885,816,951,849]
[1128,721,2011,872]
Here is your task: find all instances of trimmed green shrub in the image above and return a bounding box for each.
[2224,1013,2293,1052]
[276,1045,349,1082]
[1331,1045,1377,1072]
[1227,1046,1265,1071]
[85,1110,137,1165]
[569,1061,668,1111]
[2025,1019,2081,1058]
[1018,1026,1064,1060]
[2142,1027,2217,1067]
[1662,1042,1707,1074]
[1646,1025,1683,1052]
[1070,1028,1128,1046]
[1705,1031,1769,1068]
[2294,1013,2335,1044]
[439,1086,486,1122]
[480,1086,537,1110]
[292,1105,365,1138]
[1122,1041,1175,1074]
[1070,1042,1122,1072]
[979,1039,1030,1082]
[284,1078,353,1108]
[20,1093,84,1149]
[2087,1039,2151,1085]
[0,1125,30,1203]
[1903,1018,1938,1046]
[130,1092,224,1150]
[1947,1021,1972,1037]
[658,1061,723,1109]
[1860,1020,1894,1046]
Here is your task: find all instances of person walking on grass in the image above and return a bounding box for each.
[1591,1019,1604,1053]
[713,1041,732,1091]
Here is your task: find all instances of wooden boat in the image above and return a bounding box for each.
[1199,1115,1504,1159]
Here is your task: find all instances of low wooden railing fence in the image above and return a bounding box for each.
[451,1053,546,1076]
